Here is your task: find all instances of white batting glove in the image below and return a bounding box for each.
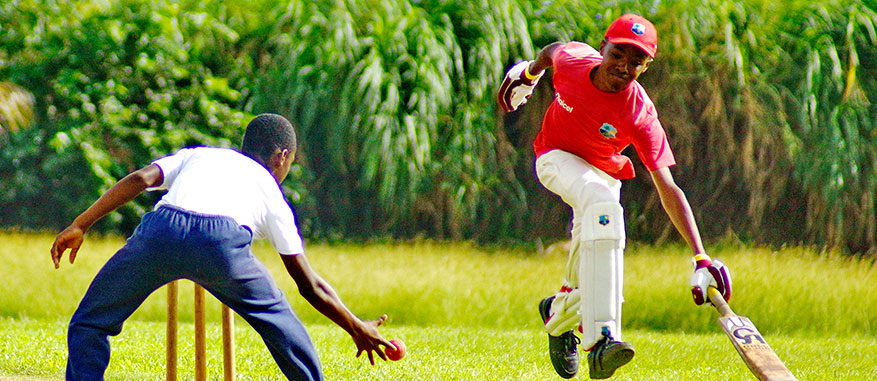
[497,60,544,112]
[690,254,732,306]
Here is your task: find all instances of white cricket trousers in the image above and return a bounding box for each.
[535,149,625,349]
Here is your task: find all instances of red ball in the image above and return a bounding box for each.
[385,339,406,361]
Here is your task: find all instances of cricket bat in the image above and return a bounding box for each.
[707,287,797,381]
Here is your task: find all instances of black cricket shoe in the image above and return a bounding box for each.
[538,296,581,379]
[587,329,635,379]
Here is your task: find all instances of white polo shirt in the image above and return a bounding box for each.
[149,147,304,255]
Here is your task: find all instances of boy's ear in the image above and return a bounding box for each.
[268,148,289,167]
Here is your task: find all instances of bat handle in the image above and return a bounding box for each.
[707,286,735,317]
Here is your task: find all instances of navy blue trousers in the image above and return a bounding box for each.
[66,205,322,380]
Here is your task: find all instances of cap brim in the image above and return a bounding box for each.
[606,37,656,57]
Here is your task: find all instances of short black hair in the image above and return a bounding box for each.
[240,113,296,166]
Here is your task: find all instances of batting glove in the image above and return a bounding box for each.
[689,254,732,306]
[497,60,543,112]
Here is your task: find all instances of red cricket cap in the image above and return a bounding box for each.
[604,14,658,57]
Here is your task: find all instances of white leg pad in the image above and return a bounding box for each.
[544,288,582,336]
[579,202,625,348]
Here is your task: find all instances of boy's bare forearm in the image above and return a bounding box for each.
[304,279,364,334]
[650,167,706,255]
[660,187,704,253]
[281,254,362,332]
[283,255,391,365]
[529,42,563,75]
[73,164,163,231]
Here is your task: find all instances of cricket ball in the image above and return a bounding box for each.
[386,339,407,361]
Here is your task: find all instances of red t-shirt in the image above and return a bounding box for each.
[533,42,675,179]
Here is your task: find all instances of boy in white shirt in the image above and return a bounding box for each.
[51,113,394,380]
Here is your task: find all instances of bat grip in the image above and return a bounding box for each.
[707,286,735,317]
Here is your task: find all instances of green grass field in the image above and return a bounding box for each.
[2,231,876,380]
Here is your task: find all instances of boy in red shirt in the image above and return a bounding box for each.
[498,14,731,379]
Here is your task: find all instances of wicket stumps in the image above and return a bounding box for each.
[166,280,236,381]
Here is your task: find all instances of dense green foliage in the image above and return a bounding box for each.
[0,0,874,253]
[641,0,877,253]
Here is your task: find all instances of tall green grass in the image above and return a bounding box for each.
[2,231,876,379]
[4,232,874,335]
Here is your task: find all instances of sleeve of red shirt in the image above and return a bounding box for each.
[551,42,599,82]
[632,107,676,171]
[550,43,571,85]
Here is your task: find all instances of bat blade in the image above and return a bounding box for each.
[708,287,797,381]
[717,315,797,380]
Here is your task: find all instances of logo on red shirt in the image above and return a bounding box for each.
[556,93,574,113]
[599,123,618,139]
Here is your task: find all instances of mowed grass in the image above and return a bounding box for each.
[2,319,876,380]
[1,231,876,380]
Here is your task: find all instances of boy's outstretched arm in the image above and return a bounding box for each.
[281,254,394,365]
[51,164,164,268]
[649,167,732,304]
[648,167,705,255]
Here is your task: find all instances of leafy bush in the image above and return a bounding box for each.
[0,0,874,254]
[0,0,254,231]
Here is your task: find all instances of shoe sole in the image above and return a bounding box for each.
[589,345,634,379]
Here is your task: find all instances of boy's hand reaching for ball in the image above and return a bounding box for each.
[353,314,395,365]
